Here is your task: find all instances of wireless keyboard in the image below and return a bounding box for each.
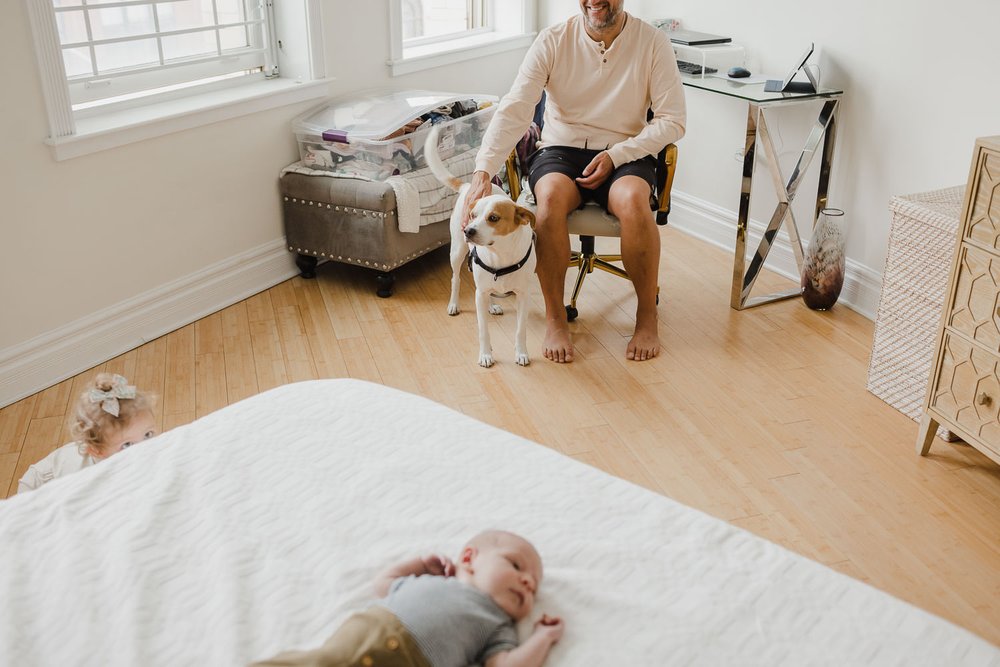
[676,60,717,75]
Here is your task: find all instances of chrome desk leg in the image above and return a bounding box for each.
[737,110,803,308]
[814,99,840,222]
[731,104,759,310]
[731,98,841,310]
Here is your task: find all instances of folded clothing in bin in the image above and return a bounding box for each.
[293,90,497,179]
[289,90,498,233]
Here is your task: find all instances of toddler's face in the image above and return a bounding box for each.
[469,535,543,621]
[93,410,157,459]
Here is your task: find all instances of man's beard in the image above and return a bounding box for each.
[583,4,621,30]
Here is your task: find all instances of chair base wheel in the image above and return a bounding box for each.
[566,305,578,322]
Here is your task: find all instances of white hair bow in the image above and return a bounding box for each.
[87,374,137,417]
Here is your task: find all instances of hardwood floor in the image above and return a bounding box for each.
[2,227,998,646]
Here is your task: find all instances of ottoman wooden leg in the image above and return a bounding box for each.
[296,254,318,279]
[376,272,395,298]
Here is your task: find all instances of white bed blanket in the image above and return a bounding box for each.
[1,380,997,666]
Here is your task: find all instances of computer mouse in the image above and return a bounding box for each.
[727,66,751,78]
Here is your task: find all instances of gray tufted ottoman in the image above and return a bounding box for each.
[280,170,450,297]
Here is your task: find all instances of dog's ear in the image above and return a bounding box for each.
[515,205,536,229]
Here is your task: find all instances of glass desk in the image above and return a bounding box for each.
[681,74,844,309]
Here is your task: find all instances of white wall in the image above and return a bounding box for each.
[3,0,998,405]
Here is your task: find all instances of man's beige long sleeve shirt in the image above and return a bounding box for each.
[474,12,686,178]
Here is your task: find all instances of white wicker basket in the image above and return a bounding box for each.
[867,186,965,441]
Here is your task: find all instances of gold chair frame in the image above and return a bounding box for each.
[504,143,677,320]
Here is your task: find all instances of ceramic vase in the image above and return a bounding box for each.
[801,208,847,311]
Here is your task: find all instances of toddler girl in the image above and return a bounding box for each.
[17,373,157,494]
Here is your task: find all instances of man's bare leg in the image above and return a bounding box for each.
[609,177,661,361]
[532,174,581,363]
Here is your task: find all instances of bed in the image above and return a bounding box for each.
[1,379,997,666]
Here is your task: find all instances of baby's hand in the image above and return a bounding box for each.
[534,614,564,643]
[421,554,456,577]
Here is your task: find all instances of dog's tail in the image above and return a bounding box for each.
[424,124,463,192]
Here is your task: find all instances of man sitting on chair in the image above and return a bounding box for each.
[466,0,686,362]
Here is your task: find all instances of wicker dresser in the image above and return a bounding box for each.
[917,135,1000,465]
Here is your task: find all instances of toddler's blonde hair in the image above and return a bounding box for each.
[70,373,155,453]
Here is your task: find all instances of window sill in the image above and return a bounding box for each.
[47,78,333,161]
[388,32,535,77]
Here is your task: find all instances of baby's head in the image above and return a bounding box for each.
[71,373,157,460]
[457,530,543,621]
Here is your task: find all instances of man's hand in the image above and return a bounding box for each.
[575,151,614,190]
[463,171,494,228]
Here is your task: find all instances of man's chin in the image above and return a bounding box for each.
[585,11,619,30]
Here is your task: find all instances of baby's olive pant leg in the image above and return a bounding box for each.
[250,607,430,667]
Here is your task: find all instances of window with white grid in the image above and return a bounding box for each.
[401,0,488,46]
[50,0,276,111]
[388,0,535,77]
[25,0,325,160]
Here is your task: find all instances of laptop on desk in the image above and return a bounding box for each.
[763,43,817,93]
[667,29,732,46]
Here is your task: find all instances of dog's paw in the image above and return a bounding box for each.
[515,352,530,366]
[489,303,504,315]
[479,353,495,368]
[447,303,460,316]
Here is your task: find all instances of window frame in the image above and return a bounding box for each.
[387,0,536,77]
[400,0,488,49]
[54,0,275,110]
[25,0,329,160]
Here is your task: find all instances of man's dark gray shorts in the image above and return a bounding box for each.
[526,146,657,212]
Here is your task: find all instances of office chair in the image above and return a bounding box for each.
[503,104,677,321]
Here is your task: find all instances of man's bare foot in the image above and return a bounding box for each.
[626,322,660,361]
[544,321,574,363]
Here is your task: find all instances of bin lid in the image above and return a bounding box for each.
[888,185,964,232]
[294,89,497,144]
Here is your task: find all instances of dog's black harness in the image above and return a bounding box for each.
[467,235,535,281]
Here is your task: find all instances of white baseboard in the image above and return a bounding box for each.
[668,191,882,320]
[0,239,298,409]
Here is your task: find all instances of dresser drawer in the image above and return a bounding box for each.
[948,243,1000,353]
[964,147,1000,250]
[929,332,1000,449]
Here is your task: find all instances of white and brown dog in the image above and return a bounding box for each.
[425,124,537,368]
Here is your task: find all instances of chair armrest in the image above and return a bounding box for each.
[657,143,678,216]
[505,151,523,201]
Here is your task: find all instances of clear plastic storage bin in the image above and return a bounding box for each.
[292,89,498,179]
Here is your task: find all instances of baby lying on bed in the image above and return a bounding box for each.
[255,530,564,667]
